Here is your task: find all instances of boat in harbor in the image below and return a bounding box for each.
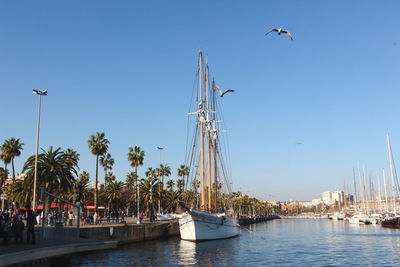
[178,49,239,241]
[381,134,400,228]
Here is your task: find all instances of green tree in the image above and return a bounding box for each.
[106,180,125,211]
[177,164,189,190]
[100,153,114,183]
[0,152,11,192]
[1,138,24,194]
[127,146,145,178]
[21,146,78,212]
[176,179,184,192]
[166,179,175,192]
[126,171,138,211]
[127,146,145,216]
[165,190,181,213]
[76,171,90,206]
[88,132,109,213]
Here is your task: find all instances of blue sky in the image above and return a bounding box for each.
[1,1,400,201]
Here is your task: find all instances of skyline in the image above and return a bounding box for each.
[1,1,400,201]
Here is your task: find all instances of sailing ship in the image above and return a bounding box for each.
[179,49,239,241]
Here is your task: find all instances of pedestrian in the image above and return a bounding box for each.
[12,211,24,243]
[0,215,8,245]
[25,203,36,244]
[107,211,110,223]
[68,211,74,226]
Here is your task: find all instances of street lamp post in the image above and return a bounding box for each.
[136,177,140,224]
[32,89,47,212]
[157,147,163,214]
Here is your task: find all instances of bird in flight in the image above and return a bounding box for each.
[214,86,235,97]
[296,142,303,145]
[266,28,293,40]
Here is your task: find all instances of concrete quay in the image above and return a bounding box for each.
[0,238,117,267]
[79,219,180,245]
[238,215,280,226]
[0,219,179,266]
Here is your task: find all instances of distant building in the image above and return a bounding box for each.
[300,201,314,208]
[322,191,334,205]
[91,181,104,190]
[5,173,26,186]
[312,198,322,206]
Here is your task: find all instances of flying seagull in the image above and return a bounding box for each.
[266,28,293,40]
[215,86,235,97]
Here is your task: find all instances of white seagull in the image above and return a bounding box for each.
[265,28,293,40]
[215,86,235,97]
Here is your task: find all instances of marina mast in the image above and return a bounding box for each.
[199,48,205,210]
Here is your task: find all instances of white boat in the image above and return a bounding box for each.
[179,48,239,241]
[157,213,175,221]
[179,210,239,241]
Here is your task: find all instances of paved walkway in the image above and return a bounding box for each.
[0,217,164,266]
[0,238,117,266]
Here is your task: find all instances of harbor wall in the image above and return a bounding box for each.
[79,220,180,244]
[238,215,280,226]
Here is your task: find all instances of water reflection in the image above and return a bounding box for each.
[71,219,400,266]
[176,240,196,266]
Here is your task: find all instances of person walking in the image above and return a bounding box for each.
[25,203,36,244]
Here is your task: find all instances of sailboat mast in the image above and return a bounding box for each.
[199,48,206,210]
[387,134,397,216]
[206,62,212,211]
[212,79,218,211]
[378,176,382,212]
[358,164,365,214]
[383,169,389,212]
[363,166,369,215]
[343,182,347,212]
[353,168,358,209]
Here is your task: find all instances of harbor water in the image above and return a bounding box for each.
[70,219,400,266]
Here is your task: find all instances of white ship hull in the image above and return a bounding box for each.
[179,210,239,241]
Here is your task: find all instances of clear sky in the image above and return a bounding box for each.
[1,1,400,201]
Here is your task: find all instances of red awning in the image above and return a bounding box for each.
[85,206,105,210]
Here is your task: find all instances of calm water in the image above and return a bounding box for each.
[70,219,400,266]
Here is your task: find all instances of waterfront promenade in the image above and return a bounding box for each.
[0,217,177,266]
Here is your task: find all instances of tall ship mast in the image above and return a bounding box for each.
[179,49,239,241]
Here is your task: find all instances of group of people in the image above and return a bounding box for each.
[106,210,127,224]
[41,209,75,226]
[0,203,36,245]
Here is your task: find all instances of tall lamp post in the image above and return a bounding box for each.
[157,147,163,214]
[32,89,47,212]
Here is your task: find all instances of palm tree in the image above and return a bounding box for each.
[77,171,90,206]
[0,152,10,194]
[140,174,159,215]
[127,146,145,177]
[176,179,184,192]
[145,167,157,221]
[105,172,116,184]
[160,164,171,189]
[106,180,125,211]
[166,179,175,192]
[127,146,145,218]
[126,171,138,212]
[88,132,109,214]
[21,146,78,212]
[100,153,114,183]
[177,164,189,191]
[64,148,80,168]
[165,191,181,213]
[1,138,24,194]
